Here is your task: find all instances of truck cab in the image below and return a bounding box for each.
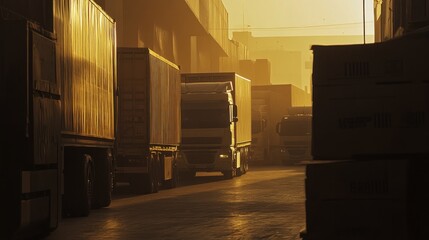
[180,82,240,178]
[276,107,312,164]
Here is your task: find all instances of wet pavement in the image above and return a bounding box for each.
[46,165,305,240]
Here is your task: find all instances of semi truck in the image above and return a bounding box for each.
[276,106,312,164]
[251,84,311,164]
[1,1,116,238]
[115,48,181,193]
[180,73,251,178]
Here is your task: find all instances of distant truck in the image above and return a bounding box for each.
[276,106,312,164]
[180,73,251,178]
[251,84,312,164]
[115,48,181,193]
[1,1,116,238]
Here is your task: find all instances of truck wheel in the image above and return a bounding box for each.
[236,151,246,177]
[223,168,235,179]
[63,154,93,217]
[243,159,249,174]
[143,155,159,194]
[92,153,112,209]
[236,165,243,177]
[164,163,178,189]
[242,150,249,174]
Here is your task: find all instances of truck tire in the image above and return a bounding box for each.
[63,154,94,217]
[223,168,235,179]
[129,174,145,194]
[164,163,178,189]
[92,153,112,209]
[236,150,245,177]
[143,155,159,194]
[236,165,243,177]
[242,149,249,174]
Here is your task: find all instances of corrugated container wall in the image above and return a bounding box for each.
[234,74,252,145]
[117,48,181,147]
[148,51,181,146]
[54,0,116,140]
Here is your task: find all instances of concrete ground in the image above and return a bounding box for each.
[46,165,306,240]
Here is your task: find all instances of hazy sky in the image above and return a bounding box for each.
[222,0,374,37]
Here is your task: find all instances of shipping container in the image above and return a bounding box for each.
[116,48,180,193]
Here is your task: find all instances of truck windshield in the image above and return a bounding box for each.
[279,117,311,136]
[182,108,230,129]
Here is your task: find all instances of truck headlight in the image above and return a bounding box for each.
[219,154,229,159]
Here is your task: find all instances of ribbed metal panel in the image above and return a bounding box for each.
[55,0,116,140]
[149,52,181,146]
[117,48,181,150]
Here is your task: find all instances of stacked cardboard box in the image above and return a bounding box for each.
[305,32,429,239]
[312,33,429,160]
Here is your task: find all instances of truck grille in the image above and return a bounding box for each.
[184,151,216,164]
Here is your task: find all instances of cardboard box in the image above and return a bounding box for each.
[312,33,429,160]
[306,160,408,201]
[312,83,429,159]
[305,198,408,240]
[312,33,429,86]
[304,159,429,240]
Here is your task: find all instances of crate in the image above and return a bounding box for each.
[312,33,429,86]
[312,83,429,159]
[312,32,429,160]
[304,159,429,240]
[306,160,408,201]
[305,198,408,240]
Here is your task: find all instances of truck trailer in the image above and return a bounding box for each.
[1,0,116,238]
[180,73,251,178]
[115,48,181,193]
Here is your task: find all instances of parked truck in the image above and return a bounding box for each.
[1,1,116,238]
[251,84,311,164]
[276,106,312,164]
[115,48,181,193]
[179,73,251,178]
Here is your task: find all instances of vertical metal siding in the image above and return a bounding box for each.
[33,96,61,165]
[117,48,181,149]
[234,74,252,145]
[54,0,115,140]
[117,49,149,148]
[149,51,181,146]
